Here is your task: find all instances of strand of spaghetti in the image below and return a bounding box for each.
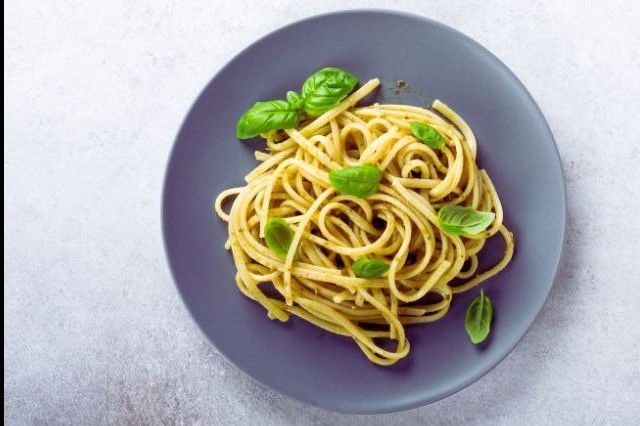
[432,99,477,158]
[258,158,330,237]
[358,127,398,164]
[429,132,465,198]
[283,188,335,305]
[245,147,296,182]
[214,187,242,221]
[285,129,341,170]
[453,226,514,293]
[254,151,271,162]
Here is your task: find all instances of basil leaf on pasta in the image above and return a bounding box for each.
[465,289,493,344]
[410,122,445,150]
[301,67,358,116]
[264,217,294,260]
[329,164,382,198]
[286,91,303,110]
[437,204,495,236]
[236,100,300,139]
[352,258,390,278]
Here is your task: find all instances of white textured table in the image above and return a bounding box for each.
[5,1,640,424]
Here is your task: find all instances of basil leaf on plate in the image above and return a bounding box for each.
[352,258,390,278]
[301,67,358,116]
[236,100,300,139]
[465,289,493,344]
[410,122,445,150]
[437,204,495,236]
[264,217,295,260]
[329,164,382,198]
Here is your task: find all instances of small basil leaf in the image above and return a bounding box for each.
[264,217,295,260]
[410,122,445,150]
[328,164,382,198]
[465,289,493,344]
[286,91,303,110]
[236,100,300,139]
[301,67,358,116]
[437,204,495,236]
[352,258,390,278]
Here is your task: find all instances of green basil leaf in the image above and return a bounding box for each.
[328,164,382,198]
[465,289,493,344]
[264,217,295,260]
[352,258,390,278]
[437,204,495,236]
[301,67,358,116]
[286,91,303,110]
[410,122,445,150]
[236,100,300,139]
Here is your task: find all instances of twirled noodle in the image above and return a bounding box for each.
[214,79,514,365]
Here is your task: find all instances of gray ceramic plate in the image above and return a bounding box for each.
[163,10,565,414]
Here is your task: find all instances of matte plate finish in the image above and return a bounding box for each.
[162,10,565,414]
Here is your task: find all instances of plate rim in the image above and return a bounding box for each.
[161,8,567,414]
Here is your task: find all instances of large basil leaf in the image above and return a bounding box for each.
[328,164,382,198]
[236,100,300,139]
[437,204,495,236]
[301,67,358,116]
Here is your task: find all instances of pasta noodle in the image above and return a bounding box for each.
[214,79,514,365]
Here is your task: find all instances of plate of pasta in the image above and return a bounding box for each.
[163,10,565,413]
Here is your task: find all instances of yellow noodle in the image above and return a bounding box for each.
[214,81,514,365]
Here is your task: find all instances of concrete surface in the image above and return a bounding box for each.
[4,1,640,424]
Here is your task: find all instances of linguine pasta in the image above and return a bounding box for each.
[215,78,514,365]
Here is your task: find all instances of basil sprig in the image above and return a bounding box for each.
[329,164,382,198]
[236,100,300,139]
[264,217,295,260]
[464,289,493,344]
[352,258,390,278]
[410,122,445,150]
[300,67,358,116]
[437,204,495,236]
[236,67,359,139]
